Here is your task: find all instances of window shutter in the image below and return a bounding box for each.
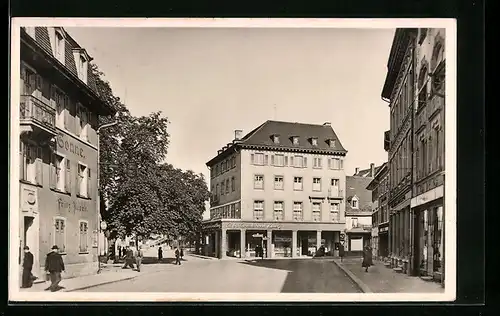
[284,156,288,166]
[35,157,43,186]
[251,153,255,164]
[264,155,269,165]
[271,155,275,165]
[87,168,92,198]
[65,159,71,193]
[303,157,307,168]
[290,156,294,166]
[340,159,344,170]
[63,96,69,130]
[49,154,56,189]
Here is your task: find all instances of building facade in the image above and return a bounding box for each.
[411,28,446,283]
[18,26,114,282]
[202,120,347,259]
[344,164,379,255]
[381,28,445,285]
[367,162,389,260]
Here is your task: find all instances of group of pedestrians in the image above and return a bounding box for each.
[21,244,66,292]
[121,245,143,272]
[157,245,184,265]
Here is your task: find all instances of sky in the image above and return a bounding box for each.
[65,26,395,218]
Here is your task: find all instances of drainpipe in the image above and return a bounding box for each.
[96,120,118,274]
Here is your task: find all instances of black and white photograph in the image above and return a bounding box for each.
[9,18,456,302]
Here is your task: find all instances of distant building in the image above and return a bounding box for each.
[18,26,115,282]
[344,163,380,254]
[366,162,389,259]
[202,120,348,259]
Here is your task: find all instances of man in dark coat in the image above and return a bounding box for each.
[21,246,34,288]
[339,243,345,262]
[44,245,65,292]
[122,246,135,269]
[175,247,181,265]
[136,246,143,272]
[158,246,163,262]
[362,244,373,272]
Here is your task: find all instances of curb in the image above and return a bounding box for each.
[187,254,217,260]
[332,259,373,293]
[65,274,139,292]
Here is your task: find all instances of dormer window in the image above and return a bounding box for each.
[73,48,91,84]
[292,136,299,145]
[272,134,280,144]
[328,139,336,148]
[351,197,359,209]
[54,29,65,64]
[311,138,318,146]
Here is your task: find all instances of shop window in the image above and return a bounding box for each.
[433,207,444,273]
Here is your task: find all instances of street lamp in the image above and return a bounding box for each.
[96,120,118,274]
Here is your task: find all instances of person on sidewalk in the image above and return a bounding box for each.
[136,246,143,272]
[362,244,373,272]
[44,245,65,292]
[339,243,345,262]
[122,246,135,269]
[158,246,163,262]
[175,247,181,265]
[180,247,184,260]
[21,246,34,288]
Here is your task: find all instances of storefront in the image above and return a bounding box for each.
[378,225,389,258]
[272,232,292,258]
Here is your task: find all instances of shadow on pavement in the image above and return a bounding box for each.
[239,259,361,293]
[140,256,188,265]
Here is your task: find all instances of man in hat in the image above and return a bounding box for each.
[44,245,65,292]
[21,246,34,288]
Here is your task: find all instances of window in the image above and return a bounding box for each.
[78,163,89,197]
[78,54,88,83]
[20,142,42,185]
[273,201,284,221]
[313,157,322,169]
[231,156,236,168]
[253,201,264,220]
[220,181,225,195]
[251,153,267,165]
[330,178,340,196]
[79,221,89,253]
[292,155,306,168]
[272,154,285,167]
[328,158,343,170]
[273,135,280,144]
[418,66,428,111]
[231,177,235,192]
[312,177,321,191]
[352,218,359,228]
[50,154,67,192]
[312,202,321,221]
[311,138,318,146]
[216,184,219,197]
[293,202,303,221]
[292,137,299,145]
[254,175,264,189]
[55,89,67,129]
[274,176,284,190]
[330,203,340,222]
[54,30,65,64]
[352,198,359,209]
[54,218,66,253]
[329,140,336,148]
[293,177,303,191]
[225,179,229,194]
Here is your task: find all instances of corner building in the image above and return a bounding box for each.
[18,26,114,282]
[202,120,347,259]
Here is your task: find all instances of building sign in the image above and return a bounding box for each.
[224,222,282,230]
[411,185,444,208]
[20,184,38,213]
[57,197,89,214]
[56,133,87,159]
[379,226,389,233]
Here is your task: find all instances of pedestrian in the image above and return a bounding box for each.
[21,246,34,288]
[362,244,373,272]
[118,246,122,259]
[122,246,135,269]
[180,247,184,260]
[136,246,143,272]
[158,246,163,262]
[175,247,181,265]
[339,243,345,262]
[44,245,65,292]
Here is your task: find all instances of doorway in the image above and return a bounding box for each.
[301,238,308,255]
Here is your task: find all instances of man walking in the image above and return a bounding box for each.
[44,245,65,292]
[158,246,163,262]
[136,246,143,272]
[175,247,181,265]
[21,246,34,288]
[122,246,135,269]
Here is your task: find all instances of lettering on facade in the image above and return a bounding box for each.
[57,134,86,159]
[224,222,282,230]
[57,198,89,214]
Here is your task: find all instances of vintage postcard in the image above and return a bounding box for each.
[9,18,456,302]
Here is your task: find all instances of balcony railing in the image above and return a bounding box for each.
[20,95,56,133]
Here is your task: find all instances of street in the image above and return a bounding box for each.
[82,250,361,293]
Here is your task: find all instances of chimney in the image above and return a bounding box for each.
[234,129,243,141]
[323,122,331,126]
[355,167,360,175]
[370,163,375,177]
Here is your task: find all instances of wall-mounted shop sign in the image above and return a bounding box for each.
[225,222,282,230]
[56,133,87,159]
[203,222,222,231]
[20,184,38,213]
[57,198,89,214]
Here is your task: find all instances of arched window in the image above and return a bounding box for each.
[417,63,428,111]
[430,36,445,95]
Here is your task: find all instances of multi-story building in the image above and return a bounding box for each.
[18,26,114,282]
[411,28,446,283]
[344,164,379,255]
[381,28,445,285]
[381,28,416,275]
[366,162,389,260]
[202,120,347,259]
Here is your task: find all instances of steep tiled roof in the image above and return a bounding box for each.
[24,26,108,111]
[239,120,347,153]
[346,176,373,214]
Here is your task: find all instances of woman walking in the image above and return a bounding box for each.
[362,244,373,272]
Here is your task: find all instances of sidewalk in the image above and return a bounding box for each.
[333,258,445,293]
